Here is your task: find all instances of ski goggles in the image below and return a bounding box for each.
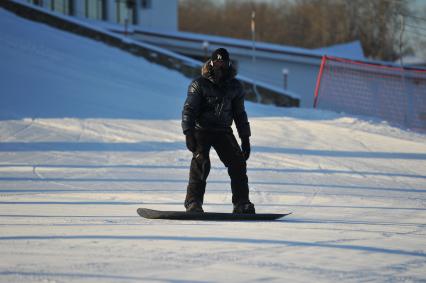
[211,59,230,67]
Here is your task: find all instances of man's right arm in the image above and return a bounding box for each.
[182,79,202,135]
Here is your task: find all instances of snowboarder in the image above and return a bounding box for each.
[181,48,255,214]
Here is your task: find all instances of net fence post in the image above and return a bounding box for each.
[313,55,327,108]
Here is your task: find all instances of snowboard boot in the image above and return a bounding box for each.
[232,202,255,214]
[186,201,204,213]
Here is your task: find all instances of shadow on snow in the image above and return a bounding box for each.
[0,142,425,160]
[0,235,425,258]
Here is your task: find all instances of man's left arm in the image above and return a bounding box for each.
[232,82,251,160]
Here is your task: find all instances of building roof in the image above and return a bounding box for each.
[131,26,365,61]
[314,41,365,60]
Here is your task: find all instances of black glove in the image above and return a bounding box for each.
[185,131,197,153]
[241,136,250,161]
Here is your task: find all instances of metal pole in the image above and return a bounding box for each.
[399,15,404,67]
[202,41,209,61]
[251,10,256,66]
[313,56,327,108]
[398,15,411,128]
[251,10,260,102]
[282,68,288,90]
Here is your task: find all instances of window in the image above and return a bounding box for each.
[141,0,151,9]
[85,0,106,20]
[116,0,137,25]
[51,0,72,15]
[28,0,43,6]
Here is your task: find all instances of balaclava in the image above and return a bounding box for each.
[210,48,230,83]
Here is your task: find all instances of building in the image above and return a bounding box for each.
[128,28,364,107]
[25,0,177,30]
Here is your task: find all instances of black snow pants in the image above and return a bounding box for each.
[184,130,250,208]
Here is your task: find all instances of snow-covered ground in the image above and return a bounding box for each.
[1,7,426,283]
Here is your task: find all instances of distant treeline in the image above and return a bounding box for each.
[179,0,415,61]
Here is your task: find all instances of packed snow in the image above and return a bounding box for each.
[1,7,426,283]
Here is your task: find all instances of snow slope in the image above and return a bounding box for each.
[1,7,426,283]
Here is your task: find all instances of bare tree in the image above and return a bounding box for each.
[349,0,411,60]
[402,5,426,61]
[179,0,413,61]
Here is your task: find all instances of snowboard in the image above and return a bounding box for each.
[137,208,291,221]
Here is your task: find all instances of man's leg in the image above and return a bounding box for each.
[184,131,211,209]
[213,132,250,205]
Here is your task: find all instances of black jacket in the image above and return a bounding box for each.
[181,60,251,138]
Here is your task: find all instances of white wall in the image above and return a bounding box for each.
[236,56,320,107]
[138,0,178,31]
[105,0,115,22]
